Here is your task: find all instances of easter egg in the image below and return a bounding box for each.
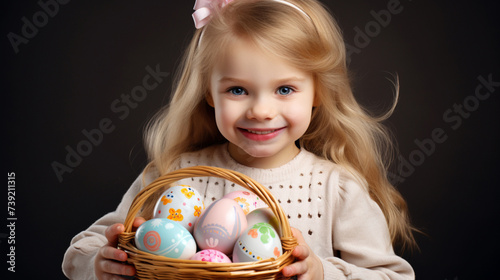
[135,218,197,259]
[153,185,204,232]
[190,249,232,263]
[232,222,282,263]
[246,207,281,236]
[193,198,247,255]
[223,191,267,215]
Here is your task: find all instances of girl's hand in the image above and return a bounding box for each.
[95,217,146,280]
[282,227,324,280]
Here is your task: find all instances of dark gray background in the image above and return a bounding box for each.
[2,0,499,279]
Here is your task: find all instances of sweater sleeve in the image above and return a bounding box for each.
[321,177,415,280]
[61,172,153,279]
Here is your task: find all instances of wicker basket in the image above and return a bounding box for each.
[118,165,298,279]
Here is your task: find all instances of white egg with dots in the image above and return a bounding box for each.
[153,185,204,233]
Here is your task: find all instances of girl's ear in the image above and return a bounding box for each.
[206,92,214,107]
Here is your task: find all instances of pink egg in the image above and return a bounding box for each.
[223,191,267,215]
[190,249,232,263]
[193,198,247,255]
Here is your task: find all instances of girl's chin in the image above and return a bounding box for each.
[228,143,297,168]
[234,147,274,160]
[229,143,273,159]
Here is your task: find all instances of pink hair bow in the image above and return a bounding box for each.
[192,0,234,29]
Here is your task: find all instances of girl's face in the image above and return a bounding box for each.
[209,37,316,168]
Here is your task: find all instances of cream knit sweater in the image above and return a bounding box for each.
[62,143,414,279]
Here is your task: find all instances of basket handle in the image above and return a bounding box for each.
[121,166,298,251]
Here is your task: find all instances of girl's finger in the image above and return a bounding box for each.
[292,244,310,260]
[283,260,307,277]
[100,246,128,262]
[98,259,135,277]
[291,227,303,237]
[133,217,146,229]
[291,227,306,243]
[105,224,124,245]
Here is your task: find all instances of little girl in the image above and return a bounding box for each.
[63,0,417,279]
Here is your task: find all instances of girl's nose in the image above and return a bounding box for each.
[246,96,277,121]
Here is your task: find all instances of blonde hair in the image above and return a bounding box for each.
[144,0,417,250]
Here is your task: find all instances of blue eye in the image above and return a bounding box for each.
[228,87,246,95]
[277,86,293,95]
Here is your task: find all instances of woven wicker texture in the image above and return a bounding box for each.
[118,165,298,279]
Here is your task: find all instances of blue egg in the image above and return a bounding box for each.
[135,218,196,259]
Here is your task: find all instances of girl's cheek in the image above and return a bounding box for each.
[215,105,241,128]
[286,105,314,132]
[285,103,313,118]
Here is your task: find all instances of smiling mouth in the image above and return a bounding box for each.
[245,129,278,135]
[238,127,285,141]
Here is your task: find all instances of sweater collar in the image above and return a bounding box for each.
[217,142,314,185]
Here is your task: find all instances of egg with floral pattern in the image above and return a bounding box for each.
[135,218,197,259]
[153,185,204,232]
[223,191,267,215]
[232,222,282,263]
[190,249,232,263]
[246,207,281,236]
